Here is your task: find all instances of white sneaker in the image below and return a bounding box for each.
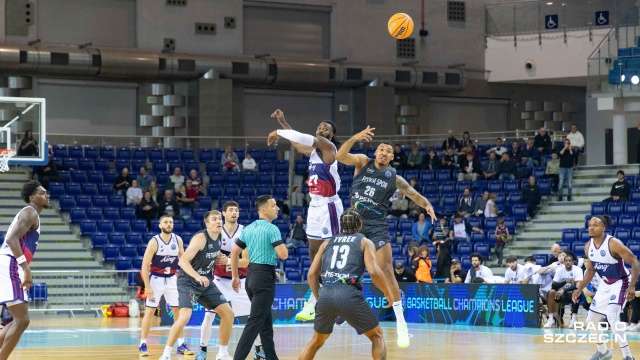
[628,324,640,332]
[543,317,556,328]
[396,322,410,348]
[159,355,172,360]
[569,317,577,328]
[216,353,233,360]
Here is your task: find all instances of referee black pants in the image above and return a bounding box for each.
[233,263,278,360]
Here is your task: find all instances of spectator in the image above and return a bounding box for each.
[440,147,457,174]
[460,143,476,158]
[603,170,630,202]
[149,181,159,202]
[544,252,583,328]
[187,169,203,193]
[498,152,516,181]
[625,278,640,331]
[395,262,417,283]
[411,245,433,283]
[287,215,306,249]
[480,152,501,180]
[494,217,510,267]
[407,246,419,260]
[534,127,553,155]
[557,138,574,201]
[16,130,38,156]
[434,242,452,279]
[290,185,305,207]
[464,253,494,283]
[486,138,507,156]
[548,244,562,265]
[114,167,132,196]
[459,131,474,152]
[485,192,499,218]
[412,213,433,244]
[422,148,441,170]
[456,188,475,218]
[509,141,523,164]
[242,151,257,172]
[185,179,201,202]
[166,167,185,192]
[472,191,490,217]
[158,189,180,219]
[126,179,143,207]
[566,124,585,167]
[176,184,196,208]
[442,129,461,152]
[137,190,158,228]
[391,144,407,170]
[541,152,560,194]
[387,192,409,219]
[35,149,66,190]
[136,166,155,191]
[432,218,452,246]
[221,145,240,172]
[521,139,540,168]
[503,255,524,284]
[450,212,484,252]
[519,176,541,219]
[406,145,423,170]
[445,259,466,283]
[457,152,480,181]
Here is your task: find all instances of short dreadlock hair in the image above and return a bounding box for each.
[21,180,42,204]
[340,208,363,234]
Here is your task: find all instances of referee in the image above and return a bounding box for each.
[230,195,288,360]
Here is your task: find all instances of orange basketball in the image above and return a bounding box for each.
[388,13,414,39]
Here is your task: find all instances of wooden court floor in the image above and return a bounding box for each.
[7,316,640,359]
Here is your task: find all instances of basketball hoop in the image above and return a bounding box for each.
[0,149,16,172]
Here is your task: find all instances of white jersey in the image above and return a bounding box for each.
[149,233,180,277]
[588,235,629,285]
[464,265,494,283]
[504,264,525,284]
[0,206,40,263]
[307,146,341,206]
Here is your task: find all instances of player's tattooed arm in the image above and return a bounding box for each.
[396,175,437,223]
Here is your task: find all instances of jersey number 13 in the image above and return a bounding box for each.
[330,245,350,270]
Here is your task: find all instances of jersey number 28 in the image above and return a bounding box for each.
[330,245,350,270]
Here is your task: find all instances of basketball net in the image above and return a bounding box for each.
[0,149,16,172]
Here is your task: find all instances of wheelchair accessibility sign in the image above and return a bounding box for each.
[545,14,558,29]
[595,11,609,26]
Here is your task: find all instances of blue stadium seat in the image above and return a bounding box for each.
[301,258,312,270]
[115,160,131,173]
[504,180,519,192]
[91,233,108,249]
[181,149,195,161]
[120,207,135,219]
[82,146,97,159]
[104,171,118,184]
[236,198,251,211]
[503,217,516,233]
[457,243,473,256]
[58,170,71,182]
[66,183,82,196]
[64,158,79,169]
[608,203,624,216]
[127,233,144,246]
[165,148,180,161]
[471,232,486,242]
[114,220,130,233]
[97,183,112,196]
[80,220,97,236]
[53,145,67,158]
[591,202,606,215]
[274,160,288,172]
[556,242,570,252]
[619,215,635,228]
[186,220,202,232]
[258,161,273,172]
[29,283,48,302]
[626,203,640,214]
[615,229,631,242]
[109,196,125,208]
[532,167,546,178]
[399,234,412,244]
[76,195,92,208]
[59,195,75,211]
[184,161,199,174]
[628,242,640,257]
[89,171,104,184]
[472,180,488,193]
[168,161,184,173]
[263,150,276,161]
[115,256,133,270]
[419,170,434,181]
[132,160,146,172]
[442,194,457,213]
[533,254,548,267]
[207,185,222,198]
[274,173,288,184]
[79,159,94,171]
[121,244,138,257]
[391,244,402,256]
[225,172,240,184]
[257,173,273,185]
[284,258,300,270]
[223,185,238,197]
[387,219,398,234]
[256,185,272,195]
[82,183,98,196]
[152,161,167,173]
[422,182,439,194]
[488,180,503,193]
[241,171,256,184]
[484,218,498,231]
[286,270,302,282]
[273,220,290,233]
[273,185,288,200]
[133,256,144,270]
[173,220,184,233]
[508,193,522,204]
[98,220,114,234]
[132,148,147,160]
[86,208,102,220]
[95,159,110,171]
[436,170,451,181]
[538,179,552,196]
[199,149,213,163]
[49,183,65,198]
[70,208,86,223]
[138,244,148,256]
[116,148,131,160]
[149,148,163,161]
[103,208,120,220]
[131,220,148,233]
[578,229,590,242]
[631,192,640,202]
[398,220,415,235]
[460,256,472,271]
[561,229,578,243]
[205,162,220,175]
[632,229,640,241]
[474,243,489,258]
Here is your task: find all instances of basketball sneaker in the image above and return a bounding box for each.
[215,353,233,360]
[159,355,171,360]
[177,342,194,355]
[588,349,612,360]
[623,357,635,360]
[396,322,410,348]
[139,343,149,357]
[254,350,266,360]
[295,302,315,321]
[195,350,207,360]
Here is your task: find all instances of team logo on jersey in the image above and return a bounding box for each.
[209,244,214,249]
[171,244,176,250]
[367,168,376,174]
[600,250,606,257]
[610,295,616,300]
[385,170,392,178]
[378,241,385,248]
[322,227,329,235]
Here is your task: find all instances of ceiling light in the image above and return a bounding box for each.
[632,75,639,84]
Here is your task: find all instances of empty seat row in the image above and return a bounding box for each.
[591,202,640,216]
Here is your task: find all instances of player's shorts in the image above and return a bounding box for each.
[204,276,251,317]
[314,284,379,335]
[306,198,343,240]
[0,255,27,307]
[145,274,179,308]
[177,275,228,311]
[361,218,390,251]
[589,279,629,315]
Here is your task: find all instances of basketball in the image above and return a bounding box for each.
[388,13,414,39]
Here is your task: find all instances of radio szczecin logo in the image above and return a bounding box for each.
[543,322,627,344]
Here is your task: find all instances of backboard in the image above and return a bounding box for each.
[0,97,48,166]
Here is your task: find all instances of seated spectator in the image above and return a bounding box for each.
[158,189,180,219]
[472,191,490,217]
[459,131,474,152]
[519,176,541,219]
[432,218,452,246]
[457,152,480,181]
[485,192,499,218]
[407,246,419,260]
[387,192,409,219]
[498,152,516,181]
[548,243,562,265]
[450,212,484,251]
[149,181,159,202]
[456,188,475,218]
[464,253,493,283]
[242,151,257,172]
[445,259,466,283]
[480,152,501,180]
[137,190,158,228]
[221,145,240,172]
[406,144,423,170]
[544,252,583,328]
[485,138,507,156]
[460,143,475,158]
[494,217,510,266]
[185,178,202,201]
[176,184,196,208]
[566,124,585,167]
[603,170,630,202]
[411,245,433,283]
[286,215,306,249]
[126,179,143,207]
[136,166,155,191]
[187,169,203,193]
[521,139,540,168]
[509,141,523,164]
[408,200,422,219]
[166,167,185,192]
[442,129,461,152]
[395,262,417,283]
[422,148,441,170]
[35,147,68,190]
[392,144,407,170]
[541,152,560,194]
[534,127,552,155]
[412,213,433,244]
[440,147,457,174]
[290,185,305,207]
[16,130,38,157]
[434,242,452,279]
[114,167,132,196]
[503,255,524,284]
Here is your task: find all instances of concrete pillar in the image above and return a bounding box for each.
[613,113,628,165]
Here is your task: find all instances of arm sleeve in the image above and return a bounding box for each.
[270,226,284,247]
[276,129,315,147]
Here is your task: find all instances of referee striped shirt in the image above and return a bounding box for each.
[235,219,283,266]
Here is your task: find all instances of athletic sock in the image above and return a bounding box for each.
[621,345,632,358]
[392,301,406,324]
[308,292,317,306]
[163,346,173,356]
[140,339,146,346]
[178,338,185,346]
[219,345,228,354]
